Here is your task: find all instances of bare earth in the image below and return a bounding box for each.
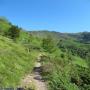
[20,55,47,90]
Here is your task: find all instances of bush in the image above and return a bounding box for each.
[6,25,20,40]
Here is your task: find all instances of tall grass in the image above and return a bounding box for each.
[0,36,36,87]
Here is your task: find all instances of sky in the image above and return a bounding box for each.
[0,0,90,33]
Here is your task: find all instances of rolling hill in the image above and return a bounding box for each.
[0,17,90,90]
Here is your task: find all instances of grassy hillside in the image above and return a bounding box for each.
[0,35,37,87]
[0,18,90,90]
[0,18,11,35]
[30,31,90,90]
[41,50,90,90]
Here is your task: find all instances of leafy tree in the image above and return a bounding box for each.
[7,25,20,40]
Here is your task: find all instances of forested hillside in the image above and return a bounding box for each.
[0,18,90,90]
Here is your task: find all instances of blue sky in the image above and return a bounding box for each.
[0,0,90,32]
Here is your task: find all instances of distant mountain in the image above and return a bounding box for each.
[29,31,73,40]
[68,32,90,43]
[30,31,90,43]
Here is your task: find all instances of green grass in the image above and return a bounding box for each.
[73,56,88,68]
[0,18,90,90]
[0,19,11,35]
[0,35,36,87]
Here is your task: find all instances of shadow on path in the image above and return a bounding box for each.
[20,54,47,90]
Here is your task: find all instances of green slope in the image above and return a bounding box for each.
[0,18,11,35]
[0,35,35,87]
[0,18,90,90]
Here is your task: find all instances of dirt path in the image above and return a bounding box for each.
[20,54,47,90]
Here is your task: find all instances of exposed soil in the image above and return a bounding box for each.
[20,54,47,90]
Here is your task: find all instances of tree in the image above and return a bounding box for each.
[42,36,56,52]
[7,25,20,40]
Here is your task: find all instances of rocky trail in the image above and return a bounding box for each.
[20,54,47,90]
